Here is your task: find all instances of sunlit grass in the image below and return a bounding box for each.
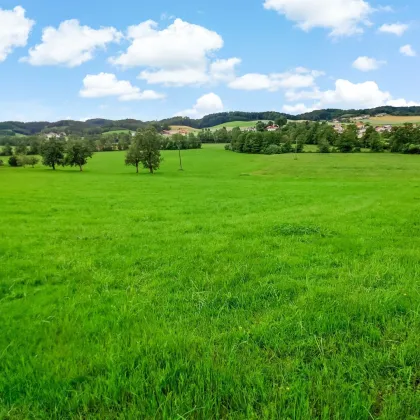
[1,145,419,418]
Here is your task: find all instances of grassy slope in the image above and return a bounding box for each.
[1,147,419,418]
[102,129,132,136]
[210,120,268,130]
[364,116,420,126]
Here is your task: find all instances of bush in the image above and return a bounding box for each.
[264,144,282,155]
[8,155,21,167]
[224,144,232,151]
[404,144,420,154]
[0,160,3,166]
[317,140,331,153]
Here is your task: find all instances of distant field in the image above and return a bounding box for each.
[169,125,199,133]
[210,120,269,130]
[1,147,419,418]
[364,116,420,126]
[102,130,132,136]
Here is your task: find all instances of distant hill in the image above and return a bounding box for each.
[2,106,420,136]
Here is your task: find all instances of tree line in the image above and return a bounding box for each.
[226,122,420,155]
[0,127,195,173]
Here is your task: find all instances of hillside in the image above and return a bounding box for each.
[2,106,420,136]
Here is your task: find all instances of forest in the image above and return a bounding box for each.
[2,106,420,137]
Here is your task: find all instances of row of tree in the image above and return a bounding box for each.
[227,122,420,154]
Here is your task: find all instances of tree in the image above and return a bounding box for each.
[337,125,357,153]
[64,141,93,171]
[125,140,142,173]
[256,121,266,132]
[25,156,40,168]
[126,127,162,174]
[15,143,28,155]
[1,145,13,156]
[40,138,65,170]
[8,156,20,167]
[275,116,288,128]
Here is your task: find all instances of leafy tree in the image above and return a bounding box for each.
[337,125,357,153]
[126,127,162,174]
[15,143,28,155]
[8,156,20,167]
[275,116,288,127]
[256,121,266,132]
[40,138,65,170]
[25,156,40,168]
[1,144,13,156]
[317,137,331,153]
[125,140,142,173]
[64,141,94,171]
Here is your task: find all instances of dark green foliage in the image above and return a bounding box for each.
[40,138,65,170]
[160,133,201,150]
[14,144,27,155]
[126,127,162,174]
[263,144,282,154]
[8,155,20,167]
[336,125,358,153]
[64,141,94,171]
[1,144,13,156]
[403,144,420,154]
[275,116,288,127]
[317,138,331,153]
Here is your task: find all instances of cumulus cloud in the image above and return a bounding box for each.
[283,79,420,114]
[80,73,165,101]
[378,23,409,36]
[0,6,34,62]
[263,0,372,36]
[110,19,239,87]
[229,68,323,91]
[400,44,416,57]
[352,56,386,71]
[22,20,122,67]
[282,103,314,114]
[177,93,223,118]
[110,19,223,68]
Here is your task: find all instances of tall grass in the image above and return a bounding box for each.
[0,146,419,418]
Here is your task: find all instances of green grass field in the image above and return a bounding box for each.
[1,146,419,419]
[210,120,268,130]
[102,129,132,136]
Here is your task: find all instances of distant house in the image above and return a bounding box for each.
[243,127,256,132]
[333,124,344,134]
[375,126,385,133]
[376,113,388,117]
[383,125,392,132]
[266,124,279,132]
[44,132,65,139]
[355,121,365,129]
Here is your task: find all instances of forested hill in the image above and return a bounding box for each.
[2,106,420,136]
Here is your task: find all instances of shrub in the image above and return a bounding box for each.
[0,160,3,166]
[317,140,331,153]
[224,144,232,151]
[8,155,21,167]
[263,144,282,155]
[404,144,420,154]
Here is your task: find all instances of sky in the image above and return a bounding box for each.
[0,0,419,122]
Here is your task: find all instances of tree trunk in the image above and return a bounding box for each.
[52,163,55,170]
[149,165,153,174]
[136,162,139,173]
[79,165,83,172]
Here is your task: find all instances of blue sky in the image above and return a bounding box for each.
[0,0,419,121]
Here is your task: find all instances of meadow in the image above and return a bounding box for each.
[0,146,419,419]
[364,116,420,126]
[209,121,269,130]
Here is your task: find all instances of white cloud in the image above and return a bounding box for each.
[210,58,242,82]
[316,79,391,108]
[285,79,420,113]
[282,103,314,114]
[378,23,409,36]
[22,20,122,67]
[400,44,416,57]
[263,0,372,36]
[386,98,420,107]
[177,93,223,118]
[352,56,386,71]
[0,6,34,62]
[110,19,238,87]
[110,19,222,68]
[228,68,322,91]
[80,73,165,101]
